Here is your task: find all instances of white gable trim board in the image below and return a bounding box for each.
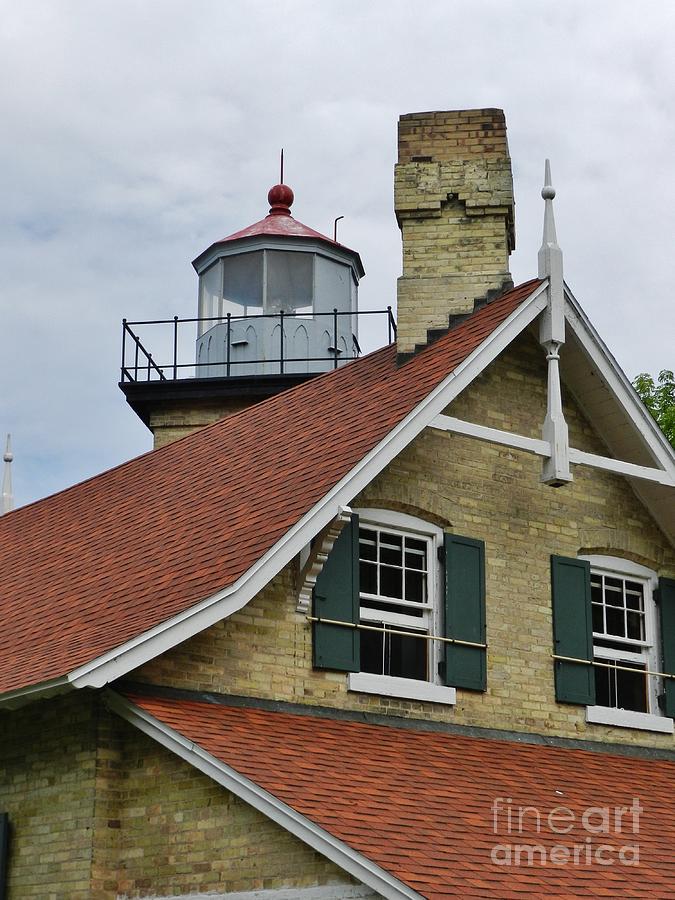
[563,285,675,468]
[0,283,549,708]
[107,691,421,900]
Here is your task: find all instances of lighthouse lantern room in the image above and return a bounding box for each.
[192,183,365,377]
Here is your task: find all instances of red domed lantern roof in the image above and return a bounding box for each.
[192,184,364,278]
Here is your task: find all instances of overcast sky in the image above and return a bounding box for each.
[1,1,673,509]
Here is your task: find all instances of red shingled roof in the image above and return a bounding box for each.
[126,692,675,900]
[217,211,343,245]
[0,281,539,697]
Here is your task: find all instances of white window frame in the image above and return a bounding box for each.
[580,555,673,734]
[347,509,455,706]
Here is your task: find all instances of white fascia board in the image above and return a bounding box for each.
[563,285,675,472]
[107,691,422,900]
[0,675,72,710]
[18,283,547,700]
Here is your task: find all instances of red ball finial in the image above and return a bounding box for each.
[268,183,294,216]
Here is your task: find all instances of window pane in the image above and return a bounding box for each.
[387,629,427,680]
[199,262,222,320]
[361,626,384,675]
[604,578,623,606]
[359,529,377,561]
[223,252,263,313]
[592,603,603,633]
[616,665,648,713]
[605,606,625,638]
[380,566,403,599]
[405,570,426,604]
[360,561,377,595]
[405,536,427,565]
[595,663,612,707]
[626,611,644,641]
[625,582,643,610]
[380,533,403,566]
[405,549,426,570]
[266,250,313,313]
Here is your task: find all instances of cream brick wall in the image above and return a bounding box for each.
[394,110,515,353]
[110,716,355,898]
[150,401,253,448]
[0,694,358,898]
[135,332,675,750]
[0,693,98,900]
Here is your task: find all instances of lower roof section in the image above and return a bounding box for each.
[113,689,675,900]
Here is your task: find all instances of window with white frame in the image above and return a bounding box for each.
[584,557,661,716]
[356,510,442,684]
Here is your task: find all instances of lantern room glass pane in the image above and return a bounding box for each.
[199,261,222,324]
[223,251,263,316]
[266,250,313,314]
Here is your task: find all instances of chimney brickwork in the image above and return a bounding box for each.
[394,109,516,354]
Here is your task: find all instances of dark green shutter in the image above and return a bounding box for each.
[444,533,486,691]
[658,576,675,718]
[0,812,8,900]
[551,555,595,705]
[312,514,360,672]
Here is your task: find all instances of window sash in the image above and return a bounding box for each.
[360,606,430,630]
[359,526,431,607]
[589,565,658,715]
[357,518,438,684]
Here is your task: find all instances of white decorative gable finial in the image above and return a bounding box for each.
[1,434,13,515]
[538,161,572,487]
[538,159,564,346]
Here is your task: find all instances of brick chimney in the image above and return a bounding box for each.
[394,109,515,355]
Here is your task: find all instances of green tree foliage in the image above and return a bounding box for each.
[632,369,675,448]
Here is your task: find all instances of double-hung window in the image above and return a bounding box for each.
[312,509,487,704]
[583,556,669,731]
[552,554,674,734]
[590,563,655,714]
[358,516,436,684]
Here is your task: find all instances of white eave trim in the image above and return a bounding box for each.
[0,675,72,710]
[107,691,422,900]
[1,283,547,707]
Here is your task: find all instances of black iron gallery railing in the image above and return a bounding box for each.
[120,307,397,383]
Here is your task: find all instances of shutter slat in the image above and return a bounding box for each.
[551,555,595,705]
[444,534,486,691]
[312,515,360,672]
[658,576,675,718]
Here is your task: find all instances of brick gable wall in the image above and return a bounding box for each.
[134,332,675,749]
